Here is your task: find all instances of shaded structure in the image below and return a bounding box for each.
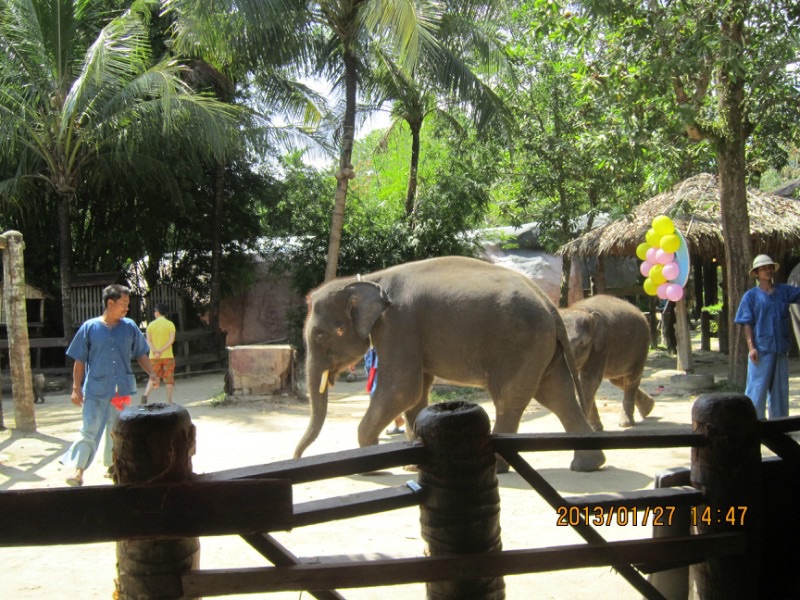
[559,173,800,353]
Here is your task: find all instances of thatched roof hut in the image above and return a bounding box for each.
[560,173,800,261]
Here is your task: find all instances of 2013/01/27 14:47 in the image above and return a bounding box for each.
[690,505,748,527]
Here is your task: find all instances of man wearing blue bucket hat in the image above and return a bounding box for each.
[735,254,800,419]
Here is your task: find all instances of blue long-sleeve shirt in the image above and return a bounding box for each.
[734,284,800,354]
[66,317,150,400]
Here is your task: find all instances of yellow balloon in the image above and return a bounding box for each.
[635,242,650,261]
[643,278,657,296]
[652,215,675,237]
[645,228,662,248]
[660,233,680,253]
[650,264,666,285]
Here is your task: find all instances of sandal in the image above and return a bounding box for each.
[66,468,84,487]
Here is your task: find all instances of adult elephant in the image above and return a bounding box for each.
[295,256,605,472]
[560,295,654,429]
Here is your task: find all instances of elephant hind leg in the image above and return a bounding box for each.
[610,376,640,427]
[635,388,655,418]
[491,404,526,474]
[536,358,605,472]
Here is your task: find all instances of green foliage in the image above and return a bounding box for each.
[267,135,486,303]
[429,385,485,404]
[4,0,800,353]
[701,302,724,334]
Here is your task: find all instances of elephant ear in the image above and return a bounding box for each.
[343,281,392,339]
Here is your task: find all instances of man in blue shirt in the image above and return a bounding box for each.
[734,255,800,419]
[60,284,158,486]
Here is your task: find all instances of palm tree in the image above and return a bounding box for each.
[168,0,507,282]
[369,31,509,228]
[206,0,452,280]
[0,0,239,336]
[163,0,328,327]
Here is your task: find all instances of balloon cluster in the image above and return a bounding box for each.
[636,215,686,302]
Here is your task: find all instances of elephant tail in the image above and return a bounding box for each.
[554,310,591,424]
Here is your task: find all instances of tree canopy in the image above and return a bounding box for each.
[1,0,800,389]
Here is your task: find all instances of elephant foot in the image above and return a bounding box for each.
[618,414,635,428]
[636,393,656,418]
[590,419,604,432]
[570,449,605,472]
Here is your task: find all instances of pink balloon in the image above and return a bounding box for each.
[656,283,669,300]
[666,284,684,302]
[640,260,654,277]
[646,247,658,263]
[655,249,675,265]
[662,262,679,280]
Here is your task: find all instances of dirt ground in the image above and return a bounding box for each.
[0,346,794,599]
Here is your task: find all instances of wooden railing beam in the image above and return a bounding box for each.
[182,533,745,597]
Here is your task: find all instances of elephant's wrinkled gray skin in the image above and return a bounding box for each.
[560,295,654,429]
[295,256,605,472]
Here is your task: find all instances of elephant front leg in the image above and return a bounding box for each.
[578,371,605,432]
[402,373,434,440]
[619,390,636,427]
[358,372,427,447]
[358,399,398,447]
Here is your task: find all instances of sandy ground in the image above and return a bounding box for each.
[1,346,795,599]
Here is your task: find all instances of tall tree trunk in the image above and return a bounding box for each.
[1,231,37,432]
[57,192,74,337]
[718,11,751,389]
[719,152,750,387]
[324,49,359,283]
[209,161,225,331]
[405,120,422,226]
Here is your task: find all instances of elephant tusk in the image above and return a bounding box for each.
[319,370,329,394]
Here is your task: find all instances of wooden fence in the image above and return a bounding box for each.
[0,392,797,599]
[0,328,226,377]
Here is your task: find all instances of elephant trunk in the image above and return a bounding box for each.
[294,362,332,459]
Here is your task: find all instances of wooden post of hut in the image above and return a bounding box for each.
[114,403,199,600]
[415,401,504,599]
[674,298,695,372]
[1,231,37,432]
[690,393,761,599]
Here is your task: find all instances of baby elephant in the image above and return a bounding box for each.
[560,295,655,429]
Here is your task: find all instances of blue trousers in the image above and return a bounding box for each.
[745,352,789,420]
[60,396,119,471]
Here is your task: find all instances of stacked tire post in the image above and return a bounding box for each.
[113,403,200,600]
[690,393,761,599]
[415,400,504,599]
